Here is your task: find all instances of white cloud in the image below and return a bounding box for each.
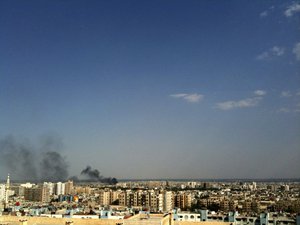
[260,11,268,17]
[278,103,300,113]
[260,6,275,18]
[254,90,267,96]
[256,52,270,60]
[296,91,300,96]
[272,46,285,56]
[170,93,188,98]
[216,90,267,111]
[278,107,291,113]
[284,2,300,17]
[292,42,300,61]
[183,94,204,103]
[281,91,292,97]
[216,97,262,111]
[256,46,285,60]
[170,93,204,103]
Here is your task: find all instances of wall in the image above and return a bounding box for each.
[0,216,119,225]
[177,222,231,225]
[0,216,232,225]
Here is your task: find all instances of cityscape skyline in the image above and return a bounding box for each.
[1,0,300,180]
[1,174,299,225]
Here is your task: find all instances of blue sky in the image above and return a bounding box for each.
[1,0,300,180]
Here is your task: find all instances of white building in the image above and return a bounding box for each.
[20,183,34,188]
[159,191,173,212]
[55,182,65,195]
[0,184,5,202]
[43,182,54,195]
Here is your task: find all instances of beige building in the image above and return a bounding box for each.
[24,186,50,203]
[175,192,192,210]
[74,186,91,195]
[99,190,112,206]
[149,190,159,212]
[64,180,74,195]
[118,191,127,206]
[220,199,236,212]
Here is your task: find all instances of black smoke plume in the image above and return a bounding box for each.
[40,151,69,182]
[80,166,118,184]
[81,166,101,180]
[0,136,38,181]
[0,135,118,184]
[0,135,69,182]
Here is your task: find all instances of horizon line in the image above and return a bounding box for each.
[1,177,299,183]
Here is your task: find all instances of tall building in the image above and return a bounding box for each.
[149,190,159,212]
[55,182,65,195]
[253,182,257,190]
[111,190,121,204]
[24,186,50,202]
[175,192,192,210]
[118,191,127,206]
[133,190,143,206]
[43,182,55,195]
[159,191,174,212]
[0,184,5,202]
[4,174,10,208]
[99,190,112,206]
[64,180,74,195]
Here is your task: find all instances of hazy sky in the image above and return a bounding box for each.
[1,0,300,180]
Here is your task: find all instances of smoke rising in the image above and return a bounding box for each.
[40,152,69,182]
[81,166,101,180]
[0,135,68,182]
[0,135,118,184]
[80,166,118,184]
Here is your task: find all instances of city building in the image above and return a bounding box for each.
[24,186,50,203]
[64,180,74,195]
[55,182,65,195]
